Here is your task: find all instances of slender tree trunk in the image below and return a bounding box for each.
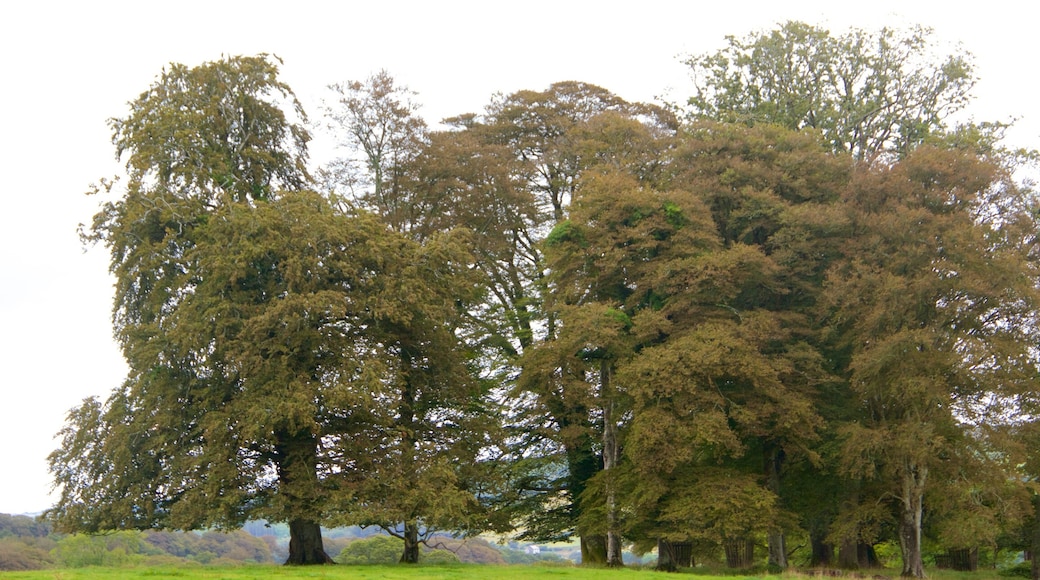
[898,460,927,578]
[601,361,623,568]
[764,441,786,569]
[397,348,421,565]
[400,520,421,563]
[276,429,333,565]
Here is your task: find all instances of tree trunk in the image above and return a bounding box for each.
[396,348,421,566]
[858,542,880,568]
[581,534,608,565]
[567,432,603,565]
[276,429,333,565]
[601,361,623,568]
[946,547,977,571]
[764,441,787,569]
[1031,495,1040,580]
[810,529,834,567]
[285,518,334,564]
[898,461,927,578]
[400,520,421,563]
[724,538,755,569]
[837,484,863,569]
[656,539,693,571]
[839,535,859,569]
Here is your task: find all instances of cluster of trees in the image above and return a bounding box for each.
[47,21,1040,578]
[0,514,54,571]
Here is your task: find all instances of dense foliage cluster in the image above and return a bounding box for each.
[47,22,1040,578]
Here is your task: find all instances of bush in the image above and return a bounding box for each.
[336,535,402,564]
[999,562,1033,578]
[51,531,153,567]
[422,549,460,564]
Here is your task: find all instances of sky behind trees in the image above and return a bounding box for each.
[1,0,1038,515]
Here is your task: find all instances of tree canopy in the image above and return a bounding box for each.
[685,21,975,160]
[50,22,1040,578]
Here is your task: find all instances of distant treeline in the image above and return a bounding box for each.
[0,513,565,570]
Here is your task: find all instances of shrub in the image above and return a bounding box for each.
[999,562,1033,578]
[336,535,402,564]
[422,549,460,564]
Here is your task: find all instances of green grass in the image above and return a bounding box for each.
[0,564,782,580]
[0,564,1008,580]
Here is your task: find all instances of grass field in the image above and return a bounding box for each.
[0,564,692,580]
[0,564,1002,580]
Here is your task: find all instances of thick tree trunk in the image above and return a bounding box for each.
[581,534,608,565]
[838,536,859,569]
[276,429,333,565]
[601,361,623,568]
[810,529,834,567]
[764,441,787,569]
[898,461,927,578]
[400,520,421,563]
[285,518,334,564]
[724,538,755,569]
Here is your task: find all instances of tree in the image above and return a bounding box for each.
[50,53,332,563]
[324,80,678,563]
[327,227,501,564]
[686,21,975,160]
[602,122,848,570]
[319,73,507,564]
[320,70,428,233]
[484,89,677,563]
[821,146,1040,577]
[530,169,719,566]
[484,80,676,222]
[49,56,484,566]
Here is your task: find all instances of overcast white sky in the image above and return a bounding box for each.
[1,0,1037,515]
